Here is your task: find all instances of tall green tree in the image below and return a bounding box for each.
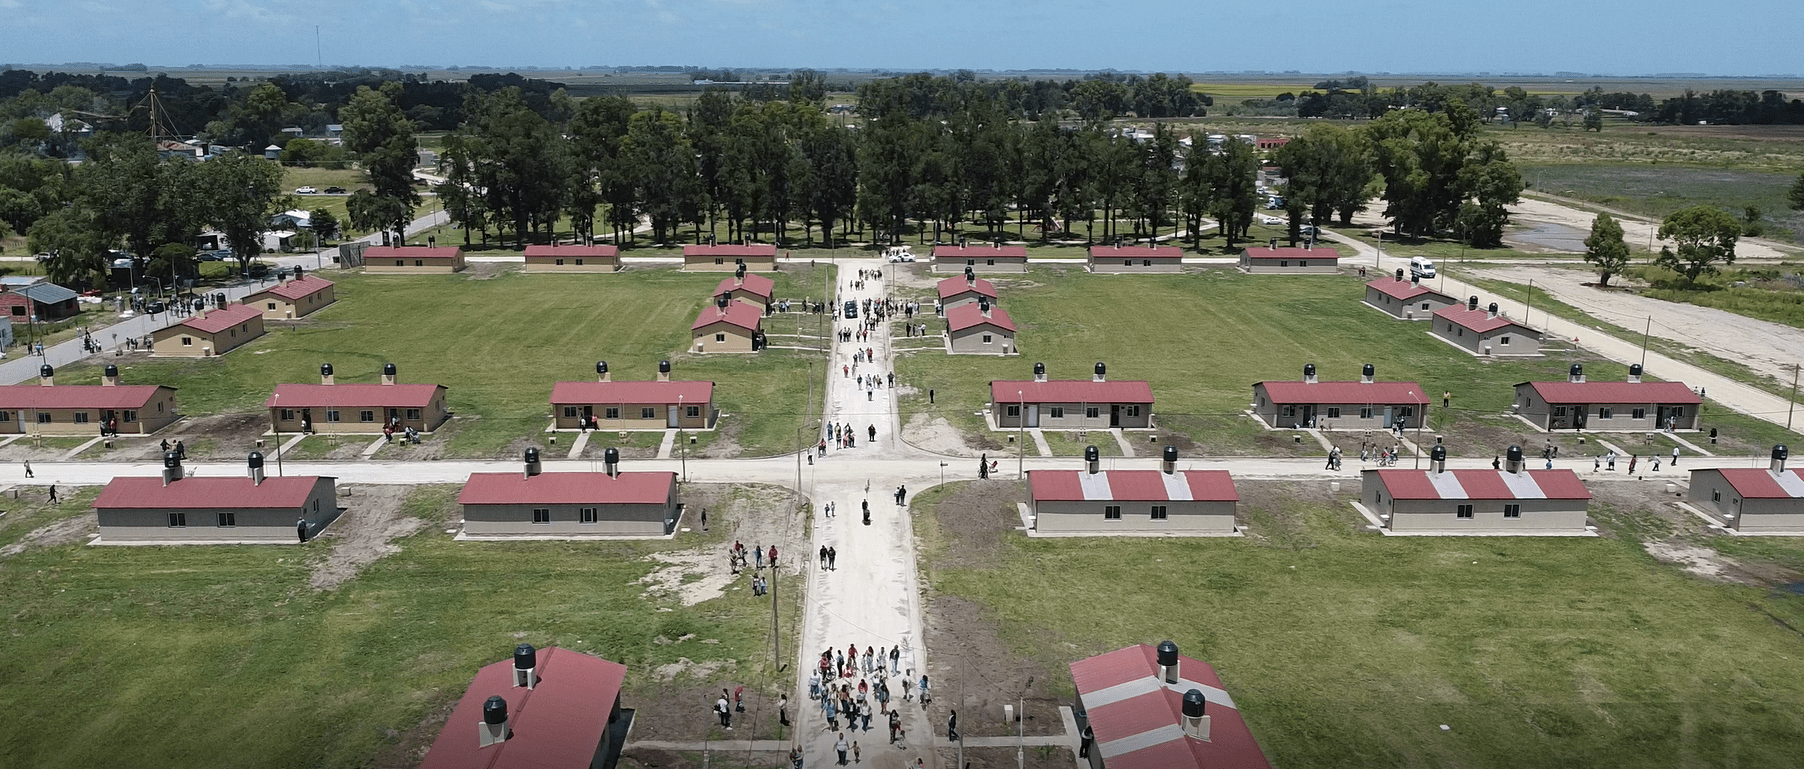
[339,83,420,244]
[310,208,340,244]
[1655,205,1741,287]
[621,108,704,244]
[27,207,109,286]
[1788,171,1804,212]
[200,151,287,274]
[463,88,571,248]
[1207,138,1260,248]
[569,95,638,243]
[1582,213,1631,286]
[1454,141,1524,248]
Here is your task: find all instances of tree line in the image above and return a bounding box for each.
[1292,78,1804,126]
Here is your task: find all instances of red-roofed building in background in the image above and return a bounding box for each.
[459,454,681,537]
[936,274,999,312]
[1088,244,1184,274]
[1237,244,1339,273]
[1362,274,1457,320]
[1030,465,1238,534]
[682,242,778,272]
[242,273,337,319]
[1689,447,1804,532]
[1513,364,1701,431]
[418,645,628,769]
[362,245,466,274]
[265,363,450,435]
[932,243,1028,273]
[93,460,338,543]
[691,300,764,353]
[551,367,715,431]
[1431,302,1542,357]
[1361,450,1592,533]
[150,304,265,357]
[946,302,1015,355]
[523,243,621,273]
[713,272,775,308]
[1252,365,1428,430]
[991,363,1152,429]
[0,365,180,435]
[1071,642,1272,769]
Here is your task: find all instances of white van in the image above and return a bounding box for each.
[1409,256,1436,279]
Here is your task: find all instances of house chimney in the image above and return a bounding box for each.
[1772,444,1789,474]
[1304,363,1317,384]
[320,362,334,385]
[658,360,672,382]
[523,447,541,478]
[1627,363,1643,384]
[604,447,620,478]
[162,450,182,486]
[1487,302,1499,319]
[513,643,538,689]
[382,363,397,385]
[1033,362,1046,383]
[248,451,265,485]
[596,361,610,382]
[979,297,992,318]
[1467,295,1479,312]
[1394,268,1405,282]
[1156,640,1180,683]
[1361,363,1375,384]
[38,364,53,386]
[477,695,511,747]
[103,364,119,387]
[1085,445,1100,475]
[1181,689,1212,742]
[1430,445,1446,474]
[1093,362,1106,383]
[1162,445,1178,474]
[1569,364,1585,384]
[1506,444,1524,474]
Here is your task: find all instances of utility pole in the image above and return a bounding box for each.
[1524,279,1535,327]
[770,555,781,672]
[1639,316,1652,368]
[1790,364,1800,430]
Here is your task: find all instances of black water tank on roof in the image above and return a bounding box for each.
[1303,363,1316,379]
[1163,445,1178,464]
[1467,295,1479,310]
[383,362,397,377]
[1570,364,1584,379]
[163,450,181,468]
[514,643,537,670]
[105,364,118,378]
[524,447,540,465]
[604,447,620,465]
[1084,445,1099,463]
[1507,445,1524,464]
[39,364,52,378]
[1156,640,1179,667]
[1182,689,1207,717]
[320,362,333,377]
[659,360,671,375]
[597,361,608,375]
[1775,445,1789,461]
[248,451,264,469]
[1094,362,1106,378]
[1363,363,1375,379]
[1487,302,1498,314]
[1033,362,1044,377]
[1629,363,1642,377]
[483,695,508,725]
[1430,445,1445,462]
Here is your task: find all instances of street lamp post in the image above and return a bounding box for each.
[1018,390,1026,480]
[678,394,688,483]
[271,394,285,477]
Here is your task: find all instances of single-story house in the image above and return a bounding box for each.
[151,304,265,357]
[551,379,714,430]
[713,272,775,308]
[991,364,1152,429]
[1030,467,1237,534]
[362,245,467,274]
[522,244,621,273]
[691,300,763,353]
[1237,245,1339,274]
[418,645,628,769]
[1363,274,1457,320]
[269,209,311,229]
[682,243,778,272]
[1513,364,1701,431]
[0,282,82,322]
[1688,447,1804,532]
[266,364,450,434]
[1251,365,1428,429]
[1087,244,1183,274]
[93,465,339,544]
[1362,453,1592,534]
[1071,642,1273,769]
[1431,302,1542,357]
[242,273,336,320]
[937,274,999,313]
[932,243,1028,273]
[0,365,179,435]
[946,301,1015,355]
[459,461,681,537]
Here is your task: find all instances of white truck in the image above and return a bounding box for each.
[1409,256,1436,279]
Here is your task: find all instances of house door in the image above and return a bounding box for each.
[581,405,593,421]
[1574,406,1589,429]
[1109,405,1121,427]
[1382,406,1394,428]
[1297,405,1316,427]
[300,408,313,431]
[668,406,680,428]
[1025,405,1040,428]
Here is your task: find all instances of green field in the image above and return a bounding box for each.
[53,266,828,458]
[1627,264,1804,329]
[916,482,1804,769]
[1520,163,1804,242]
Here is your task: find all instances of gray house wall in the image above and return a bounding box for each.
[1251,384,1424,429]
[1363,286,1456,320]
[1688,470,1804,531]
[1032,498,1235,533]
[993,400,1150,429]
[1432,318,1542,357]
[462,496,679,537]
[948,326,1013,355]
[1512,384,1699,431]
[1362,473,1588,532]
[1088,256,1181,274]
[96,478,338,542]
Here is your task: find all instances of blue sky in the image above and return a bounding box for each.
[0,0,1796,76]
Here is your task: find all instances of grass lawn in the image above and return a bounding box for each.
[50,267,824,458]
[1626,264,1804,330]
[916,482,1804,768]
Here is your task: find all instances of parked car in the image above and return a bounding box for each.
[294,186,317,194]
[843,300,858,319]
[887,252,915,263]
[1257,214,1284,225]
[197,251,224,262]
[323,186,346,194]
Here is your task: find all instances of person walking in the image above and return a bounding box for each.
[769,545,778,568]
[22,460,31,478]
[820,545,829,569]
[47,484,59,504]
[828,546,837,570]
[1672,446,1681,466]
[1627,455,1638,475]
[889,646,900,674]
[735,685,745,713]
[947,709,959,742]
[716,691,733,730]
[780,694,790,726]
[835,733,850,765]
[887,710,901,744]
[852,741,860,763]
[755,544,764,569]
[1607,452,1617,471]
[826,695,840,731]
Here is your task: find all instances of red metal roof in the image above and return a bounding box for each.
[0,384,171,410]
[1517,380,1701,405]
[249,275,335,302]
[94,475,328,509]
[1710,468,1804,499]
[1366,278,1452,302]
[683,243,778,257]
[690,301,762,331]
[1369,469,1593,500]
[1088,245,1183,259]
[264,383,445,409]
[1069,644,1271,769]
[418,647,627,769]
[1434,306,1531,334]
[946,303,1015,332]
[936,276,998,300]
[713,273,775,299]
[458,471,675,506]
[176,304,262,334]
[1241,246,1339,260]
[931,244,1028,258]
[990,379,1153,404]
[363,245,464,260]
[1255,380,1429,405]
[1029,470,1237,502]
[550,380,713,406]
[523,244,619,258]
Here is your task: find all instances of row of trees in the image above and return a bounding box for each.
[1293,79,1804,127]
[1582,207,1744,288]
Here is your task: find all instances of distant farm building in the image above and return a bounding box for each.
[683,243,778,272]
[151,304,265,357]
[932,243,1028,273]
[1237,244,1339,274]
[363,245,466,274]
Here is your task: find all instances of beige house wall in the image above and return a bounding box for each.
[1239,257,1338,273]
[268,390,451,434]
[96,478,338,542]
[1362,473,1588,532]
[1511,384,1698,431]
[462,495,679,537]
[948,326,1013,355]
[1432,318,1542,357]
[523,256,621,273]
[554,402,712,430]
[0,391,180,435]
[992,400,1151,429]
[693,324,756,353]
[1087,257,1181,274]
[933,256,1027,273]
[364,257,465,274]
[151,315,265,357]
[1032,499,1236,533]
[1363,287,1456,320]
[683,255,778,272]
[245,286,337,319]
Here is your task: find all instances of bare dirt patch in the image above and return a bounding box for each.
[0,510,95,557]
[902,411,982,456]
[308,485,427,590]
[932,744,1076,769]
